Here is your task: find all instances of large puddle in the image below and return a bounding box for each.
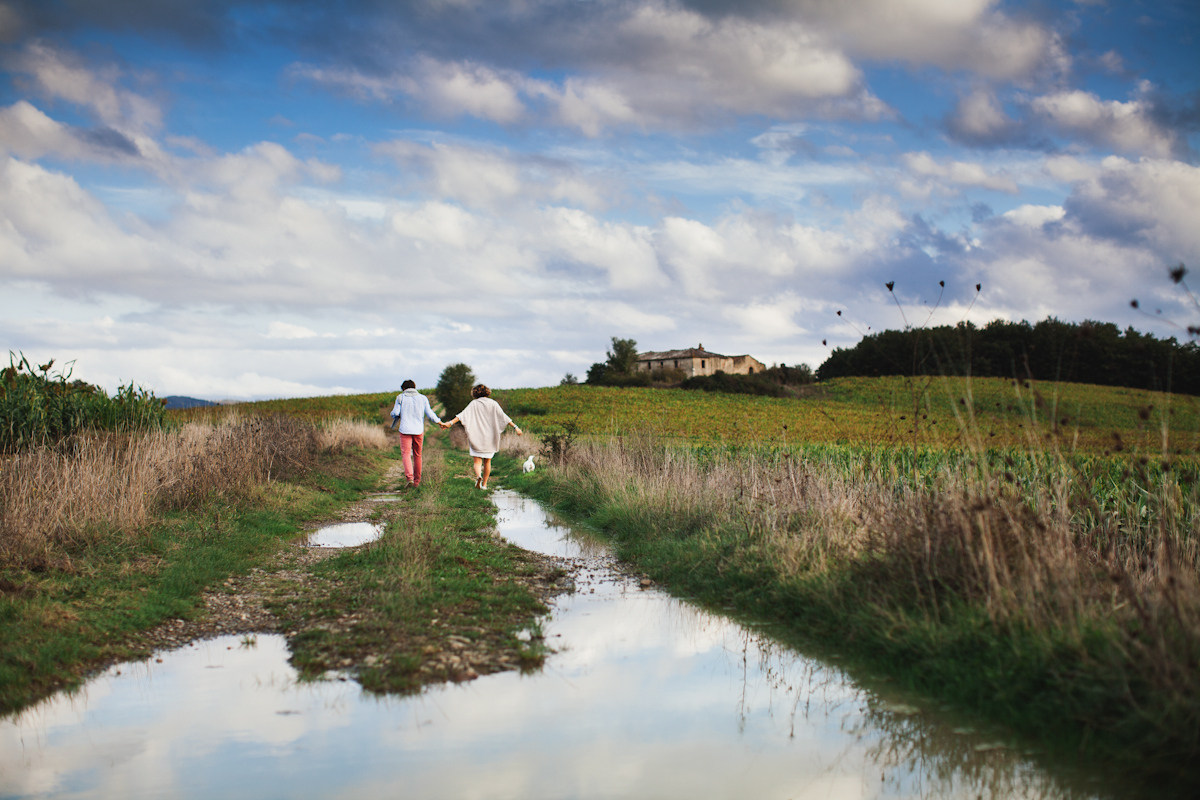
[0,490,1126,799]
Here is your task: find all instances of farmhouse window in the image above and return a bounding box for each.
[701,360,706,368]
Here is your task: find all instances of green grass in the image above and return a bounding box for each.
[271,438,559,692]
[492,377,1200,454]
[0,490,331,713]
[168,391,401,425]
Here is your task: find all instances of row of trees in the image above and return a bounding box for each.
[816,318,1200,395]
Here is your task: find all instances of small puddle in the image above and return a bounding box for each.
[0,491,1131,799]
[304,522,383,548]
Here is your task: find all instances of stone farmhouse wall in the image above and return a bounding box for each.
[636,345,766,378]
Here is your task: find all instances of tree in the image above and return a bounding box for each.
[605,337,639,376]
[435,363,475,417]
[585,362,607,385]
[560,373,579,385]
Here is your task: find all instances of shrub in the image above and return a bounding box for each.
[681,370,791,397]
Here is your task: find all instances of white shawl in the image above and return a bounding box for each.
[458,397,512,455]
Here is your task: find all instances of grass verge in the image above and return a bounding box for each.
[505,439,1199,796]
[0,448,373,714]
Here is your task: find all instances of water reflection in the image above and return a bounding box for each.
[0,492,1117,799]
[304,521,383,548]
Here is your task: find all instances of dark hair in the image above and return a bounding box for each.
[401,379,416,390]
[471,383,491,399]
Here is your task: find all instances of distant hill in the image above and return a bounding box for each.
[162,396,218,410]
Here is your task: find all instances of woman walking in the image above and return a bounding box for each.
[391,379,442,487]
[440,384,522,490]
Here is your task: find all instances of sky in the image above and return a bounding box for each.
[0,0,1197,400]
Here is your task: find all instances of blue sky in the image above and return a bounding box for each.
[1,0,1197,399]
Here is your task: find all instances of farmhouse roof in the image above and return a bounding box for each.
[637,344,749,361]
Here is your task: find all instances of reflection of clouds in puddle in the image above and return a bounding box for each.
[0,493,1098,800]
[305,522,383,547]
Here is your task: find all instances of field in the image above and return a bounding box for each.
[496,376,1200,455]
[7,375,1196,789]
[493,376,1199,790]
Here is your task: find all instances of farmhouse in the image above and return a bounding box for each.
[636,344,766,378]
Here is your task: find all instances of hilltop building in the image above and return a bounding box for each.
[636,344,766,378]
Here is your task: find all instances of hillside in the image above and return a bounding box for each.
[491,377,1200,456]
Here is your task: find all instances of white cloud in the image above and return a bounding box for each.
[8,40,161,132]
[958,157,1200,328]
[1030,89,1180,158]
[794,0,1067,80]
[1042,154,1098,184]
[902,151,1020,194]
[377,140,524,208]
[391,201,484,249]
[1067,157,1200,257]
[539,207,661,290]
[1001,204,1065,228]
[944,88,1022,145]
[0,100,81,159]
[722,294,809,341]
[346,327,398,337]
[415,58,526,123]
[294,4,885,134]
[266,321,318,339]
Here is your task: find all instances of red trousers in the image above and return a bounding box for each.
[399,433,424,485]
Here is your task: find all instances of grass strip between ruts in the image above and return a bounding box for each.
[269,435,561,691]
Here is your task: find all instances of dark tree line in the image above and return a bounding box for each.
[816,318,1200,396]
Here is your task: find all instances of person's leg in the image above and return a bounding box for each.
[481,458,492,489]
[411,434,424,485]
[400,434,415,483]
[472,456,484,488]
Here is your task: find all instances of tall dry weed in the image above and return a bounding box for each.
[546,433,1200,740]
[0,414,389,570]
[318,418,391,452]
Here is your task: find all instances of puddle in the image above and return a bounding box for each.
[304,522,383,548]
[0,491,1132,799]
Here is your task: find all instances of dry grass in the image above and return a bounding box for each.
[318,418,391,452]
[545,433,1200,754]
[500,431,539,459]
[0,415,389,570]
[558,435,1199,622]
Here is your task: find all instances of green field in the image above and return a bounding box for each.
[492,376,1199,455]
